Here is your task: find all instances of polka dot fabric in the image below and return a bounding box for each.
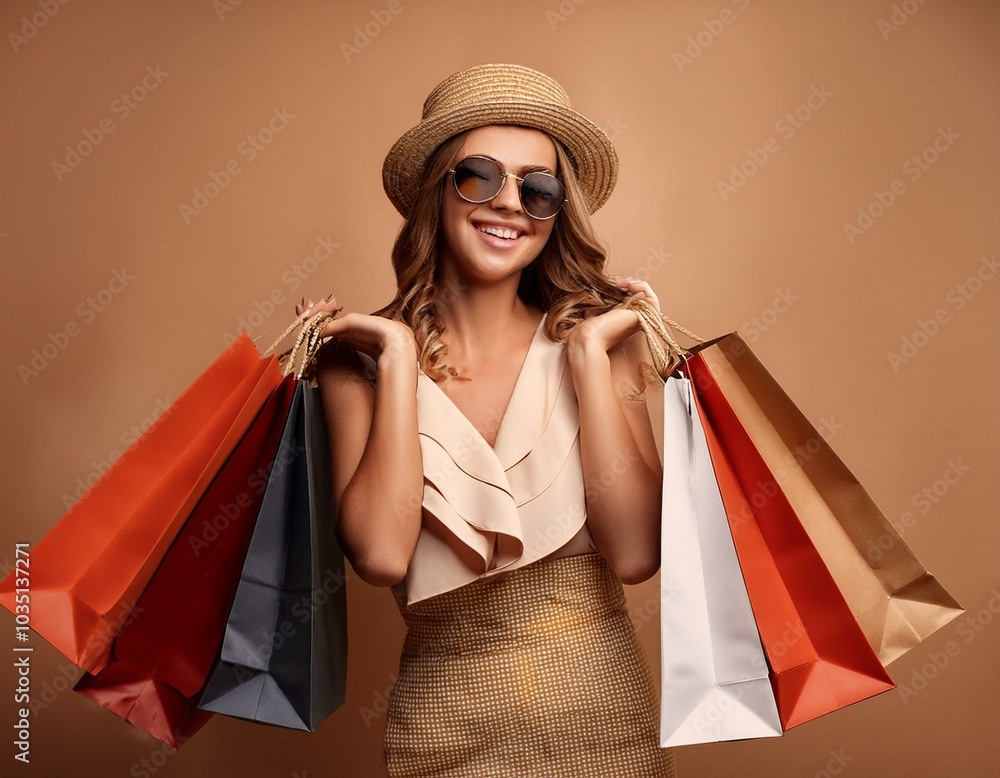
[383,552,677,777]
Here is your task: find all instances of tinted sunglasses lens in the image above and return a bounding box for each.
[521,173,565,219]
[453,157,502,202]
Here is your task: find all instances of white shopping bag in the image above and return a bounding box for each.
[659,369,783,746]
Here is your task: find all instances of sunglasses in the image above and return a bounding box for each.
[446,155,567,220]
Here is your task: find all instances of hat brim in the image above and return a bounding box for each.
[381,100,618,219]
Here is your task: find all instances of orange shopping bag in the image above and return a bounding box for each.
[624,297,906,730]
[0,334,281,673]
[689,366,894,728]
[73,375,298,747]
[685,334,963,664]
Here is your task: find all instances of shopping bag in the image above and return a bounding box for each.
[73,374,298,748]
[0,334,281,673]
[659,368,782,746]
[625,297,896,730]
[198,316,348,731]
[691,357,895,729]
[685,334,963,664]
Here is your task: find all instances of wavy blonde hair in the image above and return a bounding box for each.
[371,126,652,392]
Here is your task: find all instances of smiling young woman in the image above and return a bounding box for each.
[297,63,677,777]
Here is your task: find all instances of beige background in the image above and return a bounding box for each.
[1,1,998,776]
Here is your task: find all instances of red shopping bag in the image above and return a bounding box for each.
[686,335,963,664]
[688,355,895,729]
[73,374,298,748]
[196,377,348,733]
[0,334,281,673]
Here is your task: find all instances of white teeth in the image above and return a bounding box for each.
[478,225,519,240]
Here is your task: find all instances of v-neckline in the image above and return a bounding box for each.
[422,311,548,454]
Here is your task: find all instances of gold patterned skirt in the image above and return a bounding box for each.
[383,552,677,777]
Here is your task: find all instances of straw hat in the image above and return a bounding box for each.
[381,63,619,219]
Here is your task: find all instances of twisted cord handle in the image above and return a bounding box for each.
[261,309,338,379]
[621,295,707,380]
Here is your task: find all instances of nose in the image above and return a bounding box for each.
[489,173,522,214]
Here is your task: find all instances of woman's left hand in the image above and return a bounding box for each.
[566,276,660,359]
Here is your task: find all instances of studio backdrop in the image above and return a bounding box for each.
[1,1,997,776]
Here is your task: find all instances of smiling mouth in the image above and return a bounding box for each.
[477,224,522,240]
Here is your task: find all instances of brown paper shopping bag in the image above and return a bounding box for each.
[687,335,963,664]
[624,296,964,667]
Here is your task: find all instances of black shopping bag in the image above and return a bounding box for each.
[197,377,348,731]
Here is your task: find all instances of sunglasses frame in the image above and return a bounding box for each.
[446,155,568,220]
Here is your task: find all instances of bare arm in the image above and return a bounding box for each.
[314,318,424,587]
[568,326,663,585]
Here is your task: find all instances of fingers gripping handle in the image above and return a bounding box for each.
[260,310,338,379]
[621,295,706,382]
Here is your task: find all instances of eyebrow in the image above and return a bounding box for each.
[475,153,555,176]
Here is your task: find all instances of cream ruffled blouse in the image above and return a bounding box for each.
[356,311,598,605]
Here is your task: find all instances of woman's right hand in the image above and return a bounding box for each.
[295,294,418,366]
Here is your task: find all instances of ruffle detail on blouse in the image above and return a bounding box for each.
[404,313,590,605]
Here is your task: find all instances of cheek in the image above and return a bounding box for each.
[532,220,556,246]
[440,197,466,247]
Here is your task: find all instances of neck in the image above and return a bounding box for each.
[433,272,542,355]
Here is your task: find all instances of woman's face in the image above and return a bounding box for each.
[439,125,558,285]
